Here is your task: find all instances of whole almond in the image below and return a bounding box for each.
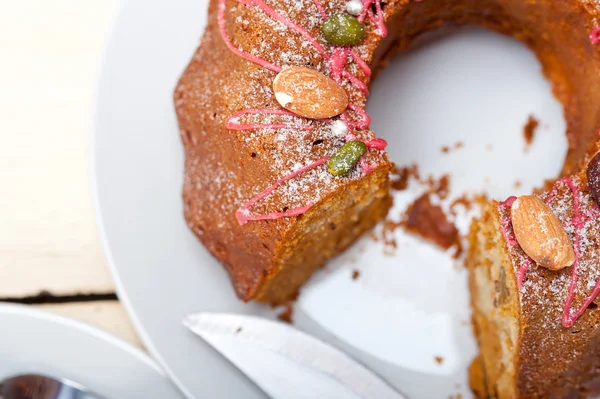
[273,67,348,119]
[587,152,600,207]
[511,195,575,271]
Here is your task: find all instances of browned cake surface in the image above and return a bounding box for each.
[176,0,392,302]
[469,166,600,398]
[177,0,600,394]
[176,0,600,303]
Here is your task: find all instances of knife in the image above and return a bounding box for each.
[183,313,406,399]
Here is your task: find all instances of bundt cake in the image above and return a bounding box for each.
[174,0,600,395]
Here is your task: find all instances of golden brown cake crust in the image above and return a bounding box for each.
[497,172,600,398]
[469,158,600,398]
[175,0,392,301]
[176,0,600,302]
[177,0,600,394]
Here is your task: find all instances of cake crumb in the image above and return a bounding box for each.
[403,193,462,257]
[235,327,243,334]
[277,303,294,324]
[435,356,444,364]
[391,164,419,191]
[381,219,402,248]
[369,230,379,241]
[435,174,450,200]
[485,144,493,152]
[523,114,540,148]
[450,194,489,216]
[351,270,360,280]
[421,173,451,199]
[441,142,463,154]
[381,170,463,256]
[514,180,522,189]
[449,194,475,216]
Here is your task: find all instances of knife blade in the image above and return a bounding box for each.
[183,312,406,399]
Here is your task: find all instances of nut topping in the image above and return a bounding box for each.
[273,67,348,119]
[511,195,575,271]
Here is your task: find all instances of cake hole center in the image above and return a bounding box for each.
[298,28,569,379]
[368,27,567,199]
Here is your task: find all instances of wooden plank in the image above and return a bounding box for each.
[37,301,142,348]
[0,0,118,297]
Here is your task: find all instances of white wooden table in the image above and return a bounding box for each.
[0,0,141,346]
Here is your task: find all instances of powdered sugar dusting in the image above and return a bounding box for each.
[217,0,389,223]
[498,176,600,328]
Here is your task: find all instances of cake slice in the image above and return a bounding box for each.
[468,152,600,398]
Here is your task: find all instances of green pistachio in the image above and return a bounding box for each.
[327,141,367,176]
[321,14,365,47]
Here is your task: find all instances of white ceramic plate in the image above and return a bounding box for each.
[0,303,181,399]
[92,0,567,397]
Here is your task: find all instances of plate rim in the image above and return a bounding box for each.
[88,3,196,398]
[88,2,566,397]
[0,302,164,376]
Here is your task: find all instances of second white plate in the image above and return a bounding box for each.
[0,304,181,399]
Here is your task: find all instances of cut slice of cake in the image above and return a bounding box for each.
[468,152,600,398]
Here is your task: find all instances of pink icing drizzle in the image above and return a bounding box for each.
[218,0,388,223]
[235,157,330,225]
[357,0,387,37]
[560,177,600,327]
[344,102,371,130]
[329,47,372,95]
[499,178,600,327]
[347,48,372,77]
[219,0,376,129]
[312,0,328,20]
[365,138,387,149]
[217,0,282,73]
[499,196,517,247]
[358,157,379,174]
[515,257,533,288]
[498,196,533,287]
[590,26,600,45]
[340,104,371,143]
[236,0,329,59]
[356,139,388,174]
